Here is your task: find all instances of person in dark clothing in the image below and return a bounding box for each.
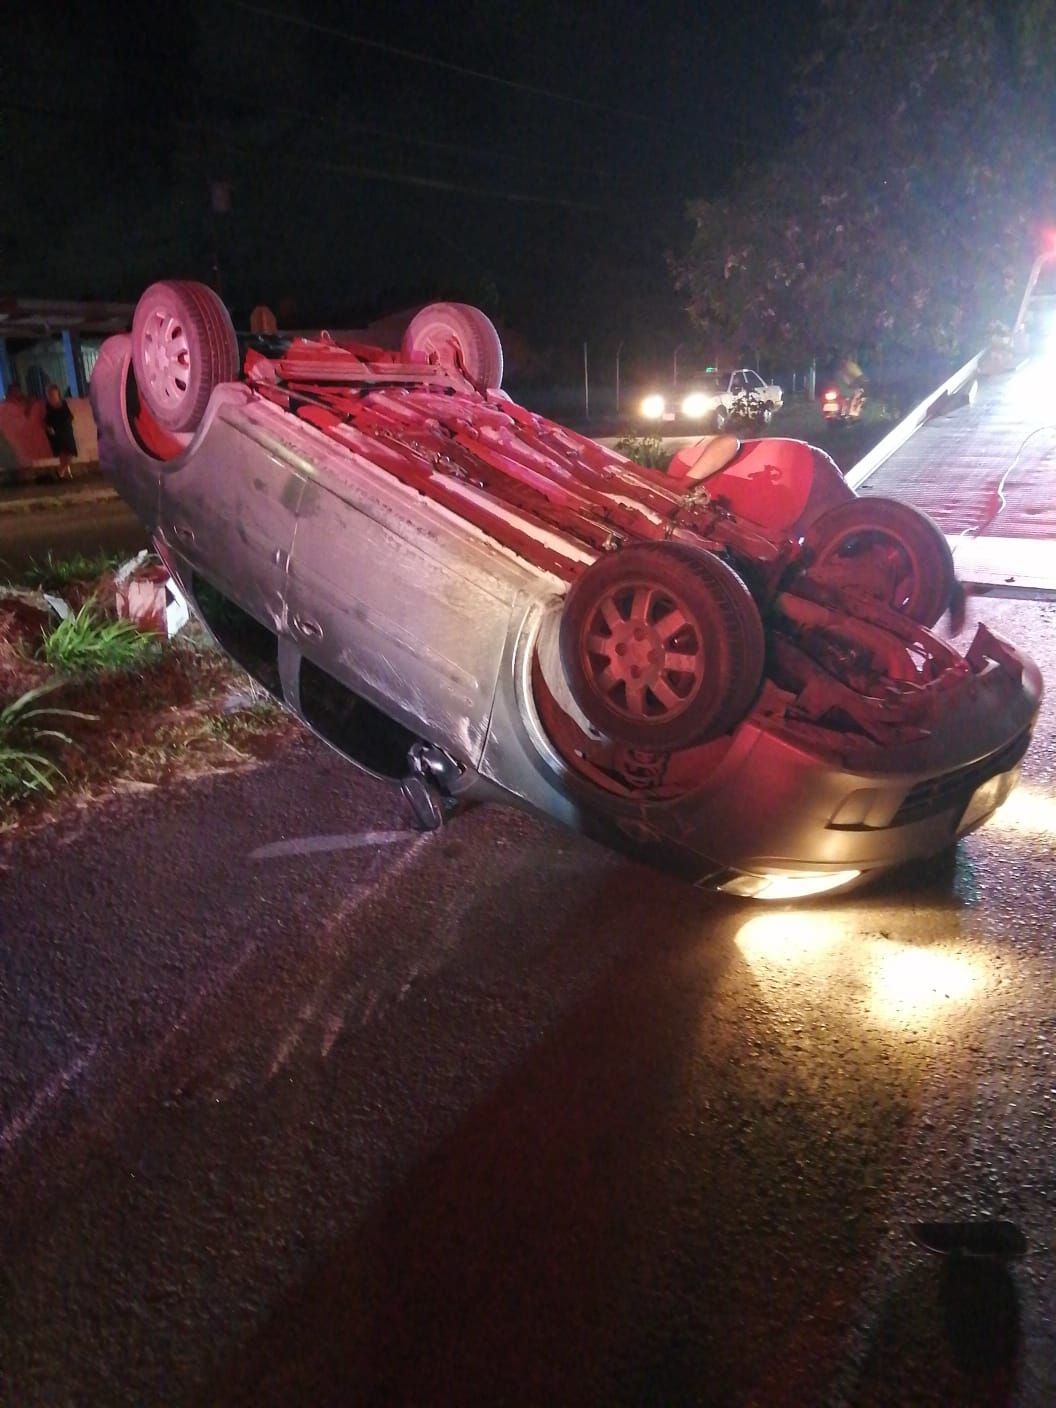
[43,384,77,479]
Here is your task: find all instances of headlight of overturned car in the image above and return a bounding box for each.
[718,869,864,901]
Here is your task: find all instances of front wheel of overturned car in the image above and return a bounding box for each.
[800,496,957,627]
[131,280,240,434]
[401,302,504,391]
[558,543,766,751]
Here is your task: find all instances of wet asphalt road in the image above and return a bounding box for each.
[0,490,148,576]
[3,597,1056,1406]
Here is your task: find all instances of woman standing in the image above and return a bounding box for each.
[43,384,78,479]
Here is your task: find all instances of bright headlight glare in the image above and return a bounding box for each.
[867,943,982,1025]
[735,915,986,1028]
[641,394,665,419]
[980,781,1056,836]
[719,869,861,901]
[681,392,714,417]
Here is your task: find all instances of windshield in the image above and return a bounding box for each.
[682,372,727,392]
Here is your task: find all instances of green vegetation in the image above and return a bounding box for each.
[1,550,299,828]
[21,549,123,590]
[0,684,94,799]
[613,435,673,471]
[39,600,161,674]
[673,0,1056,363]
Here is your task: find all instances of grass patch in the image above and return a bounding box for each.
[1,624,302,833]
[613,434,673,471]
[20,549,124,591]
[39,599,161,674]
[1,551,303,833]
[136,694,294,777]
[0,683,95,799]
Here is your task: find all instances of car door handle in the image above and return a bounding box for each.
[293,614,323,640]
[172,523,196,545]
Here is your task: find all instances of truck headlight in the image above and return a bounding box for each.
[681,392,714,417]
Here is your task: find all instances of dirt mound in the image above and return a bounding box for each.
[1,583,300,834]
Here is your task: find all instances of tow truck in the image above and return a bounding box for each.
[847,249,1056,600]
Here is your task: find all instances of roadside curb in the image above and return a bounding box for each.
[0,479,116,518]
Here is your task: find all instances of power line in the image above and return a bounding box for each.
[0,96,611,209]
[232,99,609,180]
[180,126,610,211]
[220,0,716,139]
[1,93,626,198]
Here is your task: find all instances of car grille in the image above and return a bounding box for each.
[891,729,1032,828]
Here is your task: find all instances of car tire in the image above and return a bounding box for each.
[558,543,765,750]
[760,406,773,425]
[401,302,504,391]
[131,281,239,433]
[800,497,957,626]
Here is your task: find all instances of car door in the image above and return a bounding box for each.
[158,409,305,633]
[285,472,514,767]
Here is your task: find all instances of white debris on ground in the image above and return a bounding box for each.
[112,550,189,638]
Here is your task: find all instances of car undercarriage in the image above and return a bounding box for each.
[88,282,1042,897]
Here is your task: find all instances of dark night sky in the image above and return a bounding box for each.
[4,0,819,364]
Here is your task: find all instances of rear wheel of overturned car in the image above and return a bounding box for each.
[401,302,504,391]
[800,497,957,627]
[558,543,765,751]
[131,280,240,433]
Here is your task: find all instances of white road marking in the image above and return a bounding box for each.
[249,829,414,861]
[259,831,437,1073]
[320,1008,345,1058]
[0,1044,99,1156]
[2,833,433,1145]
[268,995,321,1078]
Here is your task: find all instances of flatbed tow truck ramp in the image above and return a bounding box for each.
[848,250,1056,600]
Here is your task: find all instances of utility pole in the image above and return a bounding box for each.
[208,179,231,297]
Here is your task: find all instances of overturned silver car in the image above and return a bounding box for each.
[89,280,1042,899]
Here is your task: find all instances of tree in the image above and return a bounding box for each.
[671,0,1056,363]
